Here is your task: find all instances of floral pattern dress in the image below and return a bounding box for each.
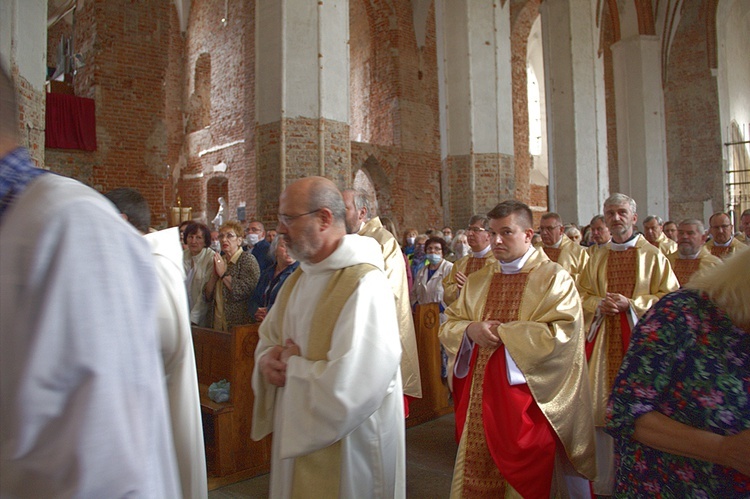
[605,288,750,498]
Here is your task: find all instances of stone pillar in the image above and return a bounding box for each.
[540,0,608,225]
[436,0,514,228]
[256,0,351,219]
[612,35,669,218]
[1,0,47,166]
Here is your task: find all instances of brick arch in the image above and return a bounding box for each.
[353,154,394,218]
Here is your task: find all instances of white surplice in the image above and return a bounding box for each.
[0,173,180,497]
[251,234,406,499]
[146,228,208,498]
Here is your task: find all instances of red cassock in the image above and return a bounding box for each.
[454,344,557,499]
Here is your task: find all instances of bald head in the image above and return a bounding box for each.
[278,176,347,264]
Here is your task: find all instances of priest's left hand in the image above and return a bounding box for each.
[280,338,301,363]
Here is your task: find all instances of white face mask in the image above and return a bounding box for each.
[425,253,442,265]
[245,233,260,246]
[210,240,221,253]
[407,237,416,246]
[443,235,452,244]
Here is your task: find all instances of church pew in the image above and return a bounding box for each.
[191,324,272,490]
[406,303,453,428]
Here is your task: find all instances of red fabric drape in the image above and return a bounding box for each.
[45,93,97,151]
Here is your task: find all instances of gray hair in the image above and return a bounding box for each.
[590,214,605,225]
[604,193,637,214]
[678,218,705,234]
[343,188,372,221]
[643,215,663,226]
[310,180,347,226]
[468,214,490,230]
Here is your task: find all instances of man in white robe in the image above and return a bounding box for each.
[0,65,180,497]
[252,177,405,499]
[106,187,208,498]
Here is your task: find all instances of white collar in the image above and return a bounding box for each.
[610,233,640,251]
[472,245,492,258]
[499,246,535,274]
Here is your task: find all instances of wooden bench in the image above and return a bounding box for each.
[191,324,272,490]
[406,303,453,428]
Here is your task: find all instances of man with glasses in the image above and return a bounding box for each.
[442,215,496,309]
[705,212,746,259]
[341,188,422,409]
[538,212,589,283]
[252,177,405,498]
[587,214,611,257]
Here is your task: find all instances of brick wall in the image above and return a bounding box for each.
[664,4,723,222]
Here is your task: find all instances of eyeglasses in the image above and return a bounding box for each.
[278,209,322,226]
[539,225,562,232]
[218,233,238,240]
[466,227,487,233]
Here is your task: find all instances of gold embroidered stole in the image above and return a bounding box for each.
[543,247,561,263]
[274,264,378,498]
[673,258,701,287]
[605,248,636,390]
[710,245,731,259]
[461,272,529,497]
[465,256,485,275]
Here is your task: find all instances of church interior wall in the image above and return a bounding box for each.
[663,3,724,223]
[4,0,743,232]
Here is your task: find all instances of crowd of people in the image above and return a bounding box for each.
[2,58,749,498]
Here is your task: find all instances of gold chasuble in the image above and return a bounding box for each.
[666,247,721,287]
[578,235,678,426]
[441,250,596,498]
[358,217,422,398]
[442,252,496,307]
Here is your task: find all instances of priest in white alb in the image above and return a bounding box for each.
[251,177,405,499]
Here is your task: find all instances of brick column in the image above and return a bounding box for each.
[255,0,351,220]
[436,0,515,228]
[540,0,609,225]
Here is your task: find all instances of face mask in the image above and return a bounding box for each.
[443,235,452,244]
[211,240,221,253]
[457,243,470,257]
[245,233,260,246]
[425,253,442,265]
[407,237,416,246]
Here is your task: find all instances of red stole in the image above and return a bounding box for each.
[604,248,636,389]
[454,273,556,498]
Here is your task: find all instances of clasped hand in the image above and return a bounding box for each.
[259,339,301,387]
[599,292,629,316]
[467,320,502,349]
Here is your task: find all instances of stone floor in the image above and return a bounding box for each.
[208,413,458,498]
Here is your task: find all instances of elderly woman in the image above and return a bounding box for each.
[182,221,215,326]
[252,236,300,323]
[605,250,749,496]
[203,220,260,331]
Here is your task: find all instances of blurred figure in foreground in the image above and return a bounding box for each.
[606,250,750,496]
[0,64,180,496]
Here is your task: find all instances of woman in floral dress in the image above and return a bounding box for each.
[605,250,750,497]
